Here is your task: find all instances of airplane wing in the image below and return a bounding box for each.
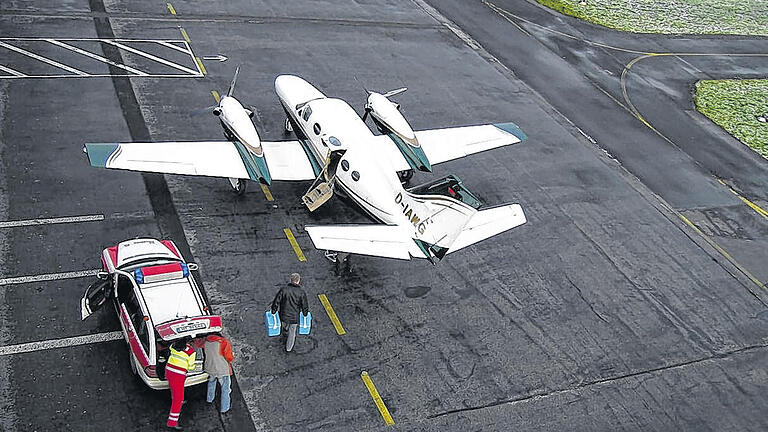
[305,225,424,260]
[374,122,526,171]
[84,140,316,181]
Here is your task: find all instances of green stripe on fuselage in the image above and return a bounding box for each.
[85,143,119,167]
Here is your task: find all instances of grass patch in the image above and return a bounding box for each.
[694,79,768,159]
[534,0,768,36]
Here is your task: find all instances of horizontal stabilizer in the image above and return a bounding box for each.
[305,225,420,260]
[448,204,526,254]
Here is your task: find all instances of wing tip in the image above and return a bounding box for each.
[493,122,527,142]
[83,142,119,167]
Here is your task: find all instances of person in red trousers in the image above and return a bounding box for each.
[165,338,196,430]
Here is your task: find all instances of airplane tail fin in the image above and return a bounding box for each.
[227,65,240,97]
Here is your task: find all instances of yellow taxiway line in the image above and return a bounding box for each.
[361,371,394,426]
[283,228,306,262]
[318,294,346,335]
[179,27,191,43]
[260,184,274,201]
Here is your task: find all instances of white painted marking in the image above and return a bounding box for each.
[0,331,123,356]
[45,39,148,76]
[0,40,88,76]
[103,40,201,75]
[0,38,201,79]
[0,269,99,286]
[156,40,190,54]
[0,64,24,77]
[0,214,104,228]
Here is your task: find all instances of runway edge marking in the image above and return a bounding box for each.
[318,294,346,335]
[361,371,395,426]
[0,331,123,356]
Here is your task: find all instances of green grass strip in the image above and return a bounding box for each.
[534,0,768,36]
[694,79,768,159]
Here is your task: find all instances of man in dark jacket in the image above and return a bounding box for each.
[271,273,309,352]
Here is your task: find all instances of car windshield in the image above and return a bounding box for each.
[117,257,182,272]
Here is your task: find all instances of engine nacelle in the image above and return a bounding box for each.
[365,92,431,172]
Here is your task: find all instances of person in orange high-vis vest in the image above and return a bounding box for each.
[166,338,196,430]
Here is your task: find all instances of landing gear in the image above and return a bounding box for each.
[397,169,413,185]
[284,118,293,133]
[324,251,351,275]
[228,178,247,195]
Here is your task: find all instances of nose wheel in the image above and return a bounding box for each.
[228,178,247,195]
[284,118,293,133]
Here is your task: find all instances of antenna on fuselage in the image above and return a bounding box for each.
[227,65,240,97]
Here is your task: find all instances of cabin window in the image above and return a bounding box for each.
[351,171,360,181]
[302,106,312,121]
[313,123,321,135]
[341,160,349,171]
[328,136,341,147]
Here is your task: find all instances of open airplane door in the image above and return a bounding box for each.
[80,276,111,320]
[302,148,344,211]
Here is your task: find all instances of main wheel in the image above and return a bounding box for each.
[397,169,414,185]
[228,178,247,195]
[284,118,293,133]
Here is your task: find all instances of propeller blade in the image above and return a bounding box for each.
[227,65,241,97]
[191,104,218,118]
[382,87,407,98]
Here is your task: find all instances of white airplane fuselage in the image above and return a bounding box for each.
[275,75,433,235]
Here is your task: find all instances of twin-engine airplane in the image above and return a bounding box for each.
[84,73,528,263]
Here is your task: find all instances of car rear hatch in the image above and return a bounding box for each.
[155,315,223,341]
[155,315,223,376]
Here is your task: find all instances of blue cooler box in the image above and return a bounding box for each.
[298,311,312,335]
[265,310,281,337]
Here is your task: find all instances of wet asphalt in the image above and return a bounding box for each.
[1,1,767,431]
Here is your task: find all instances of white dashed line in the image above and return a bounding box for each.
[0,332,123,356]
[0,269,100,286]
[0,214,104,228]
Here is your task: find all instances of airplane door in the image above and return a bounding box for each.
[80,276,112,320]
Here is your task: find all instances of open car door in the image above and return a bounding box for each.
[80,277,112,320]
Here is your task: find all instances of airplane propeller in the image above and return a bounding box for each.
[382,87,407,98]
[227,65,240,97]
[362,87,408,122]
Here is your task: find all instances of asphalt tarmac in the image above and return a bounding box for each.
[1,1,767,431]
